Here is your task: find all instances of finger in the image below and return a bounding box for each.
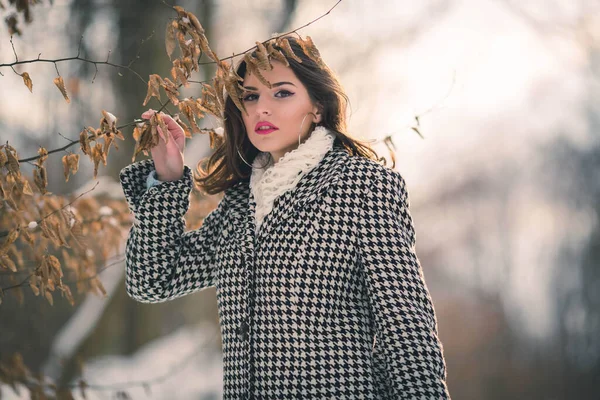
[156,125,167,142]
[159,113,183,131]
[141,109,156,119]
[163,117,181,132]
[158,125,177,146]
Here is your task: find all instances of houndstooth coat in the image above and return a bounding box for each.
[120,143,450,399]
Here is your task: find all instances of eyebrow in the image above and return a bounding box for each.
[243,81,296,91]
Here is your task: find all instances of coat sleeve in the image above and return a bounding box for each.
[358,165,450,399]
[119,159,228,303]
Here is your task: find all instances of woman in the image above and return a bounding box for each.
[120,36,450,399]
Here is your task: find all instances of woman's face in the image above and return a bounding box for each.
[241,60,322,164]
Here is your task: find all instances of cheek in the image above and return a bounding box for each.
[281,99,311,120]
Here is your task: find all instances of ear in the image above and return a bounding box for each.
[312,104,323,124]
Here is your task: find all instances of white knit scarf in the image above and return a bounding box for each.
[249,126,336,233]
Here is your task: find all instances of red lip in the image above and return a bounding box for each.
[255,121,279,134]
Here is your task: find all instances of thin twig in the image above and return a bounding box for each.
[374,71,457,143]
[2,54,147,84]
[10,35,18,62]
[197,0,343,66]
[57,131,78,145]
[1,30,155,86]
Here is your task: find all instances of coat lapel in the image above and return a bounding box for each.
[255,144,348,245]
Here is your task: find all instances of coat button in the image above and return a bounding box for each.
[238,320,249,341]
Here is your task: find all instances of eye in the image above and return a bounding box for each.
[275,90,294,98]
[242,93,258,102]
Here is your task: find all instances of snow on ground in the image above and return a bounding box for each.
[2,322,224,400]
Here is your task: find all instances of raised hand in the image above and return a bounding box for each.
[141,109,186,182]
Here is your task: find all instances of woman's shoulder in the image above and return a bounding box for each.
[343,150,405,187]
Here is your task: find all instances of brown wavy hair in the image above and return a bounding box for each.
[193,36,388,195]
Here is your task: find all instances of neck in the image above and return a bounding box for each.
[269,130,317,165]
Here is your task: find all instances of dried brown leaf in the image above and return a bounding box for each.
[179,103,200,134]
[45,290,54,305]
[53,76,70,103]
[55,222,70,248]
[214,68,227,109]
[166,21,177,59]
[20,178,33,196]
[33,166,48,194]
[79,129,91,155]
[161,77,180,106]
[0,254,17,272]
[172,5,186,16]
[70,153,80,175]
[154,113,169,145]
[298,35,323,66]
[187,11,205,35]
[102,135,114,159]
[62,285,75,306]
[176,31,188,57]
[143,74,163,106]
[69,221,88,250]
[7,244,23,268]
[37,146,48,165]
[224,74,247,116]
[5,146,20,175]
[62,154,79,182]
[244,53,271,88]
[21,72,33,92]
[40,256,49,283]
[47,255,62,276]
[39,219,60,246]
[20,226,34,247]
[1,229,19,254]
[266,40,289,67]
[255,41,273,70]
[278,38,302,63]
[176,67,189,87]
[173,114,192,139]
[0,148,7,168]
[197,33,218,63]
[91,143,104,178]
[30,275,40,296]
[198,85,223,119]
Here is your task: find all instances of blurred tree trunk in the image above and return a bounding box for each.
[57,0,221,386]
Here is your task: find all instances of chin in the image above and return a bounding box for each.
[250,138,290,154]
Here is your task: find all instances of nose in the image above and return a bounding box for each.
[255,96,272,116]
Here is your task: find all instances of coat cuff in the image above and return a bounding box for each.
[119,159,192,216]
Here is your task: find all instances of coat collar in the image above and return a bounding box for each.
[226,141,350,251]
[249,126,337,234]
